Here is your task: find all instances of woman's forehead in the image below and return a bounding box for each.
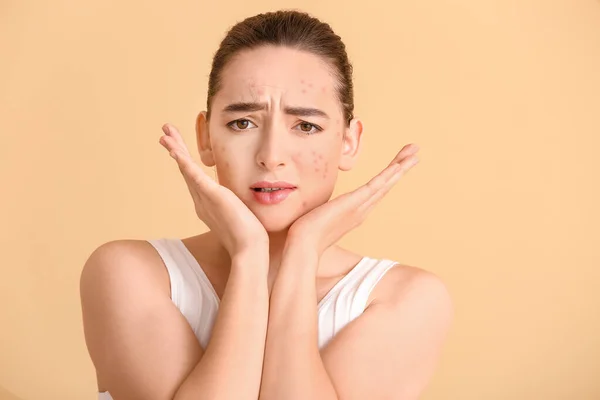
[217,47,338,102]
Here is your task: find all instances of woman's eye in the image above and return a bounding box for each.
[227,119,257,131]
[296,122,322,135]
[227,119,321,134]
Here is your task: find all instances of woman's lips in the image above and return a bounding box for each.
[250,188,296,205]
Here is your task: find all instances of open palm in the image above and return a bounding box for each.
[287,144,420,256]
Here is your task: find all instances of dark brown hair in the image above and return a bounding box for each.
[206,9,355,126]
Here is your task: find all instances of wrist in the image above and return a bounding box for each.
[231,247,269,268]
[284,232,318,255]
[282,241,320,266]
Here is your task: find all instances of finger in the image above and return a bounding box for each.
[160,134,215,194]
[350,149,418,207]
[162,124,191,157]
[386,143,420,168]
[172,151,214,210]
[370,144,419,189]
[360,155,419,214]
[159,134,186,159]
[158,134,204,207]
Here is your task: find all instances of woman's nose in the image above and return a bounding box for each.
[255,130,288,171]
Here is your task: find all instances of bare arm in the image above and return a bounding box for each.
[80,240,269,400]
[175,248,269,400]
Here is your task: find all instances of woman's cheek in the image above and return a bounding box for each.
[215,148,236,184]
[304,150,330,180]
[292,151,317,179]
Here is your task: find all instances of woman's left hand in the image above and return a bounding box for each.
[284,143,420,264]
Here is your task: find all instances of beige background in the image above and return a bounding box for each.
[1,0,599,399]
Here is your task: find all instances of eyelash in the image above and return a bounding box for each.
[226,119,323,135]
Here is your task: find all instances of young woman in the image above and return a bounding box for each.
[80,10,453,400]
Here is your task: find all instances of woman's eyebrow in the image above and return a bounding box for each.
[222,101,330,119]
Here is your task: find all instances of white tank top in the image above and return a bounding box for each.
[98,238,399,400]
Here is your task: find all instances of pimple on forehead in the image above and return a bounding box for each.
[300,79,315,88]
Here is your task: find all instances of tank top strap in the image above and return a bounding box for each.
[349,258,400,316]
[145,238,219,350]
[145,238,187,307]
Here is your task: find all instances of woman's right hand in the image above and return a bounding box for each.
[158,123,269,258]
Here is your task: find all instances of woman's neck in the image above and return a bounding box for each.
[198,229,344,290]
[201,229,295,284]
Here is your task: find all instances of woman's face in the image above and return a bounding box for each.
[197,45,363,233]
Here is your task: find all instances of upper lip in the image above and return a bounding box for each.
[250,181,297,189]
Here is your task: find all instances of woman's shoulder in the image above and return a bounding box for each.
[352,251,450,309]
[80,239,171,299]
[335,247,449,307]
[80,239,199,395]
[381,263,450,305]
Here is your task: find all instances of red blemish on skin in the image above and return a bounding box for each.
[291,152,304,165]
[315,168,320,173]
[302,201,308,208]
[225,161,230,167]
[301,79,305,84]
[318,154,323,160]
[321,86,326,93]
[257,88,264,95]
[302,89,307,94]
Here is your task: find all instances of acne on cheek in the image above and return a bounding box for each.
[306,150,330,179]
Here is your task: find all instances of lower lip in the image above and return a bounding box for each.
[251,188,296,205]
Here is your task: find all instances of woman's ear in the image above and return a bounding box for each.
[338,117,363,171]
[196,111,216,167]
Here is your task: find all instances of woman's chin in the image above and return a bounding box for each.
[241,194,315,234]
[256,215,294,233]
[249,207,301,234]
